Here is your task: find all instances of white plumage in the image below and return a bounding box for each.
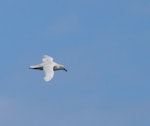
[29,55,67,82]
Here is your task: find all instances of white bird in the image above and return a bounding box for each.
[29,55,67,82]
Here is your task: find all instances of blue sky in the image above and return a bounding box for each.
[0,0,150,125]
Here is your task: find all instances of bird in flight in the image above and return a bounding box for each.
[29,55,67,82]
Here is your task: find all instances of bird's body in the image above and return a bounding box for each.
[29,55,67,82]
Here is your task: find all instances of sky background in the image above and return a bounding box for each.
[0,0,150,126]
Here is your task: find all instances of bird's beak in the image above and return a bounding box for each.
[63,68,68,72]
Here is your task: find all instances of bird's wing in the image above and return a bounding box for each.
[43,64,54,82]
[42,55,55,82]
[42,55,53,63]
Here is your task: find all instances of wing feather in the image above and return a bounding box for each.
[42,55,55,82]
[43,65,54,82]
[42,55,53,63]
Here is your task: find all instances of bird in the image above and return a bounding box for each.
[29,55,67,82]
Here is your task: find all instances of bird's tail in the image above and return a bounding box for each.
[29,64,43,70]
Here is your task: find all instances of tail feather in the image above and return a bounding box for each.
[29,65,43,70]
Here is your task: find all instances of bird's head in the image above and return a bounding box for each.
[53,65,67,72]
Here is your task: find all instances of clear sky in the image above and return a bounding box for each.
[0,0,150,126]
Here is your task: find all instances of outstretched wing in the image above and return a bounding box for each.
[43,64,54,82]
[42,55,53,63]
[42,55,55,82]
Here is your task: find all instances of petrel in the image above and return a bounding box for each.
[29,55,67,82]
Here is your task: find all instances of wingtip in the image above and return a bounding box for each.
[44,77,51,82]
[43,55,53,61]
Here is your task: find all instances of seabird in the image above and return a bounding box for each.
[29,55,67,82]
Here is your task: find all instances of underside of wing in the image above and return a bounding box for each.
[43,65,54,82]
[42,55,53,63]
